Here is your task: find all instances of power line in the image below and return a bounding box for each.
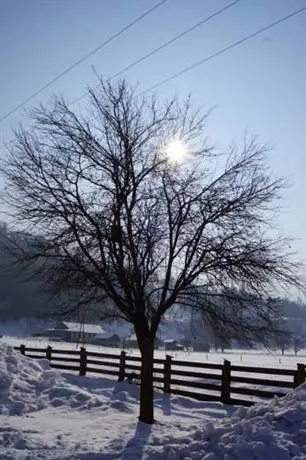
[0,0,169,124]
[71,0,241,106]
[1,5,304,152]
[0,0,242,150]
[140,6,306,95]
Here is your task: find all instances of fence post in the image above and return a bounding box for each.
[79,347,87,376]
[294,363,305,388]
[164,355,172,394]
[46,345,52,361]
[118,350,126,381]
[20,344,25,355]
[221,359,231,404]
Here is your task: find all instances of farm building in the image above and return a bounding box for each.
[94,331,121,347]
[44,322,106,343]
[124,334,162,350]
[192,341,210,352]
[124,334,138,349]
[164,339,184,351]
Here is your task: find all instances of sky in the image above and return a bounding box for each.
[0,0,305,261]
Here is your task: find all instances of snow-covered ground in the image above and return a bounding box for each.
[1,341,306,459]
[3,335,305,404]
[3,334,306,368]
[5,333,306,405]
[0,316,191,342]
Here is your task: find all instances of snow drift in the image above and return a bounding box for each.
[1,341,306,459]
[0,343,107,415]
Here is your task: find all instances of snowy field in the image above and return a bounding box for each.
[3,334,306,369]
[1,341,306,459]
[3,335,306,405]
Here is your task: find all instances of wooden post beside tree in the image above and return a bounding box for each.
[294,363,306,388]
[164,355,172,394]
[79,347,87,377]
[46,345,52,361]
[221,359,231,404]
[118,350,126,382]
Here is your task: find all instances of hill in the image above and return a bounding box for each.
[0,223,305,346]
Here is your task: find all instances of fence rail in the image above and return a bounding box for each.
[15,344,306,406]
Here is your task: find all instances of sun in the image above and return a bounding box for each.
[164,139,189,164]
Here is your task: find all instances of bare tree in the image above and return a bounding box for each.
[0,79,302,424]
[293,336,304,356]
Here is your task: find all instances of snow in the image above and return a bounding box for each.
[1,342,306,459]
[0,316,196,343]
[95,331,119,340]
[0,343,106,416]
[0,318,52,339]
[3,333,305,370]
[53,322,106,335]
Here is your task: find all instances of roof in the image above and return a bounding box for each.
[125,333,161,342]
[55,322,106,334]
[95,332,120,340]
[191,339,210,343]
[125,333,137,341]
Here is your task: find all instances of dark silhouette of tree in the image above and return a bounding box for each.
[293,336,305,356]
[1,78,302,424]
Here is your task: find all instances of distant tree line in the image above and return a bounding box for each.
[1,223,305,354]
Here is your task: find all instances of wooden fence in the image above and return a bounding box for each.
[15,344,306,406]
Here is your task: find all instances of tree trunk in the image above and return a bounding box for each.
[138,339,155,424]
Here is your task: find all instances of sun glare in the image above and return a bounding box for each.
[164,139,189,164]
